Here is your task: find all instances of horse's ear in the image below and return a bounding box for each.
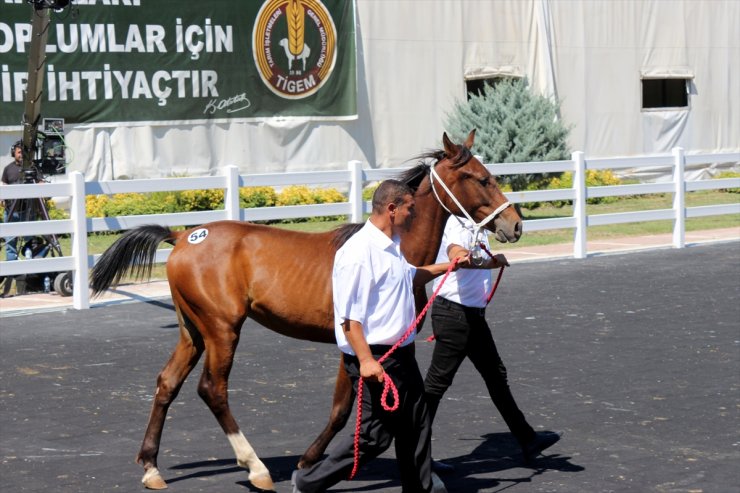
[442,132,458,157]
[464,129,476,149]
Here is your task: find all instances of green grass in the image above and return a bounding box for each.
[497,189,740,249]
[3,190,738,282]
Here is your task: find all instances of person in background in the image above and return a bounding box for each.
[2,140,25,262]
[424,216,561,470]
[1,140,35,297]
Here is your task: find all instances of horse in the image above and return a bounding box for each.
[90,130,522,491]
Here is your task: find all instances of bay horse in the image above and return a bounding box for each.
[90,130,522,491]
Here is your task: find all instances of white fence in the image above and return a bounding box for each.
[1,148,739,310]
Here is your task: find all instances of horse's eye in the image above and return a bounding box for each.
[479,177,489,187]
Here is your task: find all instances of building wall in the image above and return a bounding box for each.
[1,0,737,179]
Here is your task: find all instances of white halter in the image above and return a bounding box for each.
[429,165,511,263]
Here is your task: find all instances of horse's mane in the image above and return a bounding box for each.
[331,144,473,248]
[332,223,364,249]
[396,163,431,192]
[400,145,473,188]
[417,145,473,169]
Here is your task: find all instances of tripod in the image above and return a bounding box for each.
[1,169,64,297]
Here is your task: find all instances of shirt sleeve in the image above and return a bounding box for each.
[444,218,470,251]
[333,258,373,328]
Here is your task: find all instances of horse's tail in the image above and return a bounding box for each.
[90,224,178,297]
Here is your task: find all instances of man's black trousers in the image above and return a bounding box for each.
[424,296,536,447]
[295,343,432,492]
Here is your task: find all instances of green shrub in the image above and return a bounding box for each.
[46,199,68,220]
[276,185,347,222]
[86,194,109,217]
[99,192,180,216]
[715,171,740,193]
[240,186,278,208]
[362,184,379,202]
[277,185,316,206]
[176,189,224,211]
[547,169,624,206]
[312,188,346,204]
[445,78,571,191]
[7,184,349,228]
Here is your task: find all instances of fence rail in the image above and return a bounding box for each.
[1,149,738,310]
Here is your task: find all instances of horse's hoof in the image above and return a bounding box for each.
[142,467,168,490]
[249,471,275,492]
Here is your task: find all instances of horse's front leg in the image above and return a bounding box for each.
[198,332,275,492]
[298,354,355,468]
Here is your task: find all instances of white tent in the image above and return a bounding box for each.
[1,0,738,180]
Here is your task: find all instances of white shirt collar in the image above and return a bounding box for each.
[364,219,399,252]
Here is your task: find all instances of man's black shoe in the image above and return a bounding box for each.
[522,431,562,463]
[432,459,455,474]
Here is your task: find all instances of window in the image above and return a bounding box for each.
[641,78,689,109]
[465,77,518,100]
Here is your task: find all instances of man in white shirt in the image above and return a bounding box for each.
[424,216,560,467]
[293,180,464,493]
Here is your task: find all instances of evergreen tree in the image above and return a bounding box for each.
[445,78,571,190]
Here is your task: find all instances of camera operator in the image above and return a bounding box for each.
[2,139,39,256]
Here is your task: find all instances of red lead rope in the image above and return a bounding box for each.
[479,242,506,304]
[348,258,460,480]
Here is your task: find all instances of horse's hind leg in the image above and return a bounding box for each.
[136,307,204,490]
[197,326,275,491]
[298,354,355,468]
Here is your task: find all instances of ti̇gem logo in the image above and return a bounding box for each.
[253,0,337,99]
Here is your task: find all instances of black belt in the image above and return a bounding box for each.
[434,296,487,317]
[343,342,414,360]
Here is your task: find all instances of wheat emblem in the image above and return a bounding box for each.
[278,0,312,75]
[286,0,305,56]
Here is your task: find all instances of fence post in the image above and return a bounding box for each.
[672,147,686,248]
[70,171,89,309]
[348,160,363,223]
[572,151,587,259]
[224,165,240,221]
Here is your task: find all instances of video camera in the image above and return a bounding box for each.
[36,118,66,176]
[22,169,39,184]
[11,119,67,177]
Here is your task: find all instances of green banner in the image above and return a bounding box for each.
[0,0,357,126]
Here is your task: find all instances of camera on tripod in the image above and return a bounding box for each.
[35,118,67,176]
[1,119,70,297]
[22,169,39,184]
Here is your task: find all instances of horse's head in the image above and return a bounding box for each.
[430,130,522,243]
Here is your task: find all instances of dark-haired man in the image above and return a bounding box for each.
[2,141,25,263]
[292,180,465,493]
[425,216,561,470]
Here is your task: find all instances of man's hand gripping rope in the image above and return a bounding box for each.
[349,257,461,480]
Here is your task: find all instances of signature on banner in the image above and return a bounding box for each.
[203,93,251,115]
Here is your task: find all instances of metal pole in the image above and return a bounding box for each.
[22,5,51,170]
